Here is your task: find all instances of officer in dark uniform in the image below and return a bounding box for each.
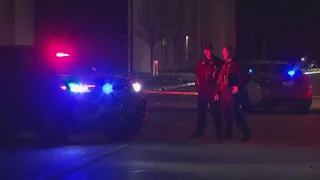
[191,44,223,139]
[218,46,251,141]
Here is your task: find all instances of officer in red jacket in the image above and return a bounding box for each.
[218,46,251,141]
[191,44,223,139]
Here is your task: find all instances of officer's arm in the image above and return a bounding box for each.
[212,63,221,95]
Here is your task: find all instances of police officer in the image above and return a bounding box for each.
[191,44,223,139]
[218,46,251,141]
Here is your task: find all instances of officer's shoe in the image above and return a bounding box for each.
[190,133,203,138]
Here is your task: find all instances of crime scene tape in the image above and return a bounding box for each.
[142,90,198,95]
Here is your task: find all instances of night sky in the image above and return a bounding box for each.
[236,0,320,62]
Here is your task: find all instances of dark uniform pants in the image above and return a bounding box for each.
[196,94,223,138]
[220,87,251,139]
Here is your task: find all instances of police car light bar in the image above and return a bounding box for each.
[102,83,113,94]
[56,52,70,57]
[288,70,295,76]
[60,83,95,93]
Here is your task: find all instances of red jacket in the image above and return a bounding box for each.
[195,58,222,98]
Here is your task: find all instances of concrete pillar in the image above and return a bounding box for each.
[0,0,34,45]
[186,0,236,70]
[203,0,236,58]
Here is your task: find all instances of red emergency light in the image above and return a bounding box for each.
[56,52,70,57]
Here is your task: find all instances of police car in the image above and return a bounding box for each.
[245,60,312,114]
[40,52,147,141]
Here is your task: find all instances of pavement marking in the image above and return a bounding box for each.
[48,142,135,180]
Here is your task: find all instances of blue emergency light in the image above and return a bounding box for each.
[102,83,113,94]
[288,70,295,76]
[248,69,253,74]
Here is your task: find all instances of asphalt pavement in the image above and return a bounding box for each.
[2,110,320,180]
[1,74,320,180]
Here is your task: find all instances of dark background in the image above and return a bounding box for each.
[2,0,319,65]
[237,0,320,62]
[34,0,129,73]
[33,0,320,64]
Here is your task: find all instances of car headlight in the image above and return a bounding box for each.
[132,82,141,92]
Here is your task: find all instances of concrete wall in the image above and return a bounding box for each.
[132,35,150,73]
[0,0,34,45]
[197,0,236,60]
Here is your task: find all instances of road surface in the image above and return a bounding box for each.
[1,74,320,180]
[2,107,320,179]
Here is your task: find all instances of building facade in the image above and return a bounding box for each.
[132,0,236,73]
